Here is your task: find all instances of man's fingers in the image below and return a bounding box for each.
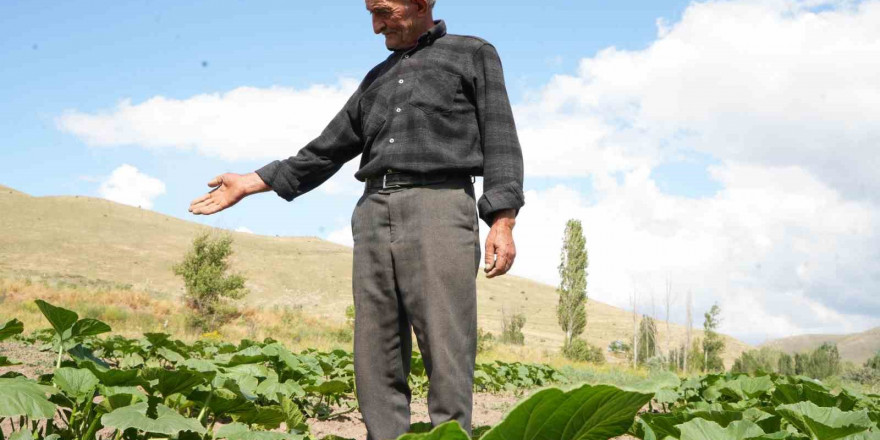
[484,237,496,272]
[486,253,509,278]
[207,175,223,188]
[190,193,212,207]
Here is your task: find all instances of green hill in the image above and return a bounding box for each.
[0,183,751,364]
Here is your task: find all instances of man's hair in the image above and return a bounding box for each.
[428,0,436,9]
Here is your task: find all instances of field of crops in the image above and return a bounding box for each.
[2,299,879,440]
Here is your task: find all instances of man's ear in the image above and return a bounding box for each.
[409,0,430,16]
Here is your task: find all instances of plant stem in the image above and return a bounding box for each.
[82,415,102,440]
[316,405,358,421]
[56,343,64,369]
[197,388,214,426]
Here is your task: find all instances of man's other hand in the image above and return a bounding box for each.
[484,209,517,278]
[188,172,269,215]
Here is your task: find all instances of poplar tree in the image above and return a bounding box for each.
[557,219,588,352]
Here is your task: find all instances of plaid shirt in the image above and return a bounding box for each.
[255,20,524,226]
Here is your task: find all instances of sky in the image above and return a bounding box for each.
[2,0,879,344]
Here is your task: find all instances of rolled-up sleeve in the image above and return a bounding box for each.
[473,43,525,226]
[255,89,364,202]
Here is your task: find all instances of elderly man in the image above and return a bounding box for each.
[188,0,524,437]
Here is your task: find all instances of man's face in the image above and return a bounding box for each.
[366,0,421,50]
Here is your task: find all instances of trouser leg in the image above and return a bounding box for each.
[351,192,412,440]
[389,182,481,435]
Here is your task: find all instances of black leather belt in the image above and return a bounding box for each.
[365,171,473,191]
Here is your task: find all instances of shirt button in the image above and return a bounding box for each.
[389,138,395,143]
[396,108,402,113]
[398,79,404,84]
[404,55,410,59]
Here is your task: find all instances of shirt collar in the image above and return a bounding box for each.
[418,20,446,46]
[396,20,446,54]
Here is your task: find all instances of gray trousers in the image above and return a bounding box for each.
[350,178,481,440]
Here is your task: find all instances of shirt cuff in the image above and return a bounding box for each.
[477,182,525,226]
[255,160,298,202]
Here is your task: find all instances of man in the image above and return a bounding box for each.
[188,0,524,438]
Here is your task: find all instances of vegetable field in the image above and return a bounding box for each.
[2,300,879,440]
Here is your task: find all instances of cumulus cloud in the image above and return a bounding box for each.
[235,226,254,234]
[500,0,880,342]
[58,80,359,162]
[98,165,166,209]
[515,0,880,200]
[508,164,880,343]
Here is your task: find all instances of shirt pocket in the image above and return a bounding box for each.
[410,70,461,115]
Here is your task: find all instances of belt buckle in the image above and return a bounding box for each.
[382,170,401,189]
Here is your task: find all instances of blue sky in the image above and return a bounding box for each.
[3,0,879,342]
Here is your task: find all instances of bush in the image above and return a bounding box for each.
[731,347,784,374]
[173,232,248,332]
[563,338,605,364]
[608,340,631,354]
[477,327,495,353]
[500,311,526,345]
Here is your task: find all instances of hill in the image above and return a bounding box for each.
[761,327,880,365]
[0,183,751,365]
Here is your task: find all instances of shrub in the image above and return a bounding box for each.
[500,311,526,345]
[563,338,605,364]
[173,232,248,332]
[477,327,495,353]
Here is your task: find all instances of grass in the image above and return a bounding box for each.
[0,184,753,368]
[0,277,354,352]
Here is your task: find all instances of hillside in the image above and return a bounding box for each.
[761,327,880,365]
[0,184,751,365]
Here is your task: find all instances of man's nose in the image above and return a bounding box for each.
[372,15,384,34]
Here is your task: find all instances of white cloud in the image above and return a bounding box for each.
[326,225,354,248]
[57,80,359,162]
[506,164,880,343]
[235,226,254,234]
[98,165,166,209]
[515,0,880,200]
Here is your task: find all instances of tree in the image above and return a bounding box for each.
[685,290,693,372]
[701,303,725,371]
[778,353,795,375]
[173,231,248,331]
[805,343,840,379]
[637,315,657,365]
[556,219,588,354]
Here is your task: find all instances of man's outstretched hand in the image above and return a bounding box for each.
[484,209,517,279]
[188,172,270,215]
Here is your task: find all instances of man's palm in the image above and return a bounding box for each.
[189,174,246,215]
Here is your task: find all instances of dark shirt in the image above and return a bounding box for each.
[255,20,524,226]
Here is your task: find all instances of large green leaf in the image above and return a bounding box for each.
[0,318,24,341]
[721,376,775,400]
[70,318,111,338]
[678,419,767,440]
[35,299,78,336]
[101,402,206,435]
[482,384,653,440]
[304,380,349,396]
[215,422,307,440]
[141,368,206,397]
[0,377,57,419]
[776,402,873,440]
[396,421,471,440]
[0,355,20,367]
[52,367,99,402]
[639,410,744,440]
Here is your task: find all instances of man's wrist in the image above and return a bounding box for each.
[243,172,272,196]
[491,209,516,228]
